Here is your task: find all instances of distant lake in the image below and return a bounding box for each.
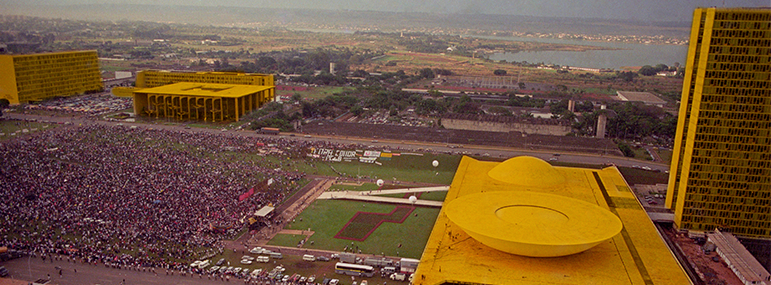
[475,35,688,70]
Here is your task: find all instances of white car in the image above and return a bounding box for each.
[330,279,340,285]
[240,259,252,265]
[249,247,264,254]
[241,255,255,261]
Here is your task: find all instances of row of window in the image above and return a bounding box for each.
[692,147,770,159]
[688,167,770,182]
[688,155,771,170]
[682,214,771,229]
[698,103,771,114]
[685,180,771,192]
[694,127,770,139]
[687,169,771,183]
[711,28,770,40]
[704,69,770,80]
[699,110,771,121]
[11,53,97,63]
[714,19,771,30]
[706,61,771,72]
[707,54,770,64]
[701,87,770,98]
[705,78,770,89]
[714,11,771,22]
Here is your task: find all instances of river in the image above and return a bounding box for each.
[479,35,689,70]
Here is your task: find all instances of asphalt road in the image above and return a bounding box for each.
[2,256,235,285]
[3,112,670,172]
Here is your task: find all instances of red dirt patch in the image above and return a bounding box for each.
[335,206,415,241]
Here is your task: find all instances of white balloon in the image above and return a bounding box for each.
[376,179,384,187]
[432,160,439,167]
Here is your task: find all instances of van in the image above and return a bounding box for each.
[390,272,406,281]
[270,252,283,259]
[198,260,211,269]
[382,266,397,274]
[257,256,270,263]
[302,254,315,262]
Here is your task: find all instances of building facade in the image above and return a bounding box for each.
[665,8,771,238]
[0,50,102,104]
[133,82,274,122]
[135,70,274,88]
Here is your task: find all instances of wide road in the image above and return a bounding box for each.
[3,112,670,172]
[1,256,235,285]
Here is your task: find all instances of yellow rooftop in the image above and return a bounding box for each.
[414,156,692,285]
[136,82,274,98]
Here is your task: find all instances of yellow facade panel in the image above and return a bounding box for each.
[133,82,274,122]
[0,50,102,104]
[666,8,771,238]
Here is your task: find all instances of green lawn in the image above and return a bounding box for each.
[276,199,440,259]
[0,120,57,141]
[656,148,673,164]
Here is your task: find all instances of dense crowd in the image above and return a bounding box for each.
[0,123,344,272]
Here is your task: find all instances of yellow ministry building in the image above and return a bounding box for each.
[414,156,691,285]
[116,70,276,122]
[134,70,274,88]
[133,82,273,122]
[665,8,771,239]
[0,50,102,104]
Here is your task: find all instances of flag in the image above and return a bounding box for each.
[238,188,255,202]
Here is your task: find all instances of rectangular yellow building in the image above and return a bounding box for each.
[665,8,771,239]
[0,50,102,104]
[135,70,274,88]
[133,82,274,122]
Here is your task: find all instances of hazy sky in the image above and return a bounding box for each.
[6,0,771,21]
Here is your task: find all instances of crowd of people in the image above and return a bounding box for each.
[0,123,327,272]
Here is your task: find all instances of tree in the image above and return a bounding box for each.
[518,82,526,89]
[638,65,657,76]
[291,93,302,104]
[351,105,364,117]
[493,69,507,76]
[487,106,512,116]
[618,142,635,157]
[418,68,435,79]
[0,99,9,116]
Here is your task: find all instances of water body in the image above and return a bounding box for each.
[477,35,688,70]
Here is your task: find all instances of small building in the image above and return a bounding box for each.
[616,91,667,107]
[708,229,771,285]
[133,82,274,122]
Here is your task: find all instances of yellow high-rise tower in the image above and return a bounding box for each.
[0,51,103,104]
[666,8,771,238]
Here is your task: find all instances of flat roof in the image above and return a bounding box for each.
[135,82,273,98]
[254,206,275,217]
[617,91,666,104]
[413,156,692,285]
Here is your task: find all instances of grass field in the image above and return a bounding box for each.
[274,199,440,259]
[0,120,57,141]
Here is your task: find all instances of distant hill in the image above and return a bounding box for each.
[2,3,690,38]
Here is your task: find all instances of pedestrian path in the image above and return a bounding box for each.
[317,186,448,207]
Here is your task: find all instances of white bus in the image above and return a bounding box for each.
[334,262,375,277]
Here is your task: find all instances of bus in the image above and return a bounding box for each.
[334,262,375,277]
[256,127,280,135]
